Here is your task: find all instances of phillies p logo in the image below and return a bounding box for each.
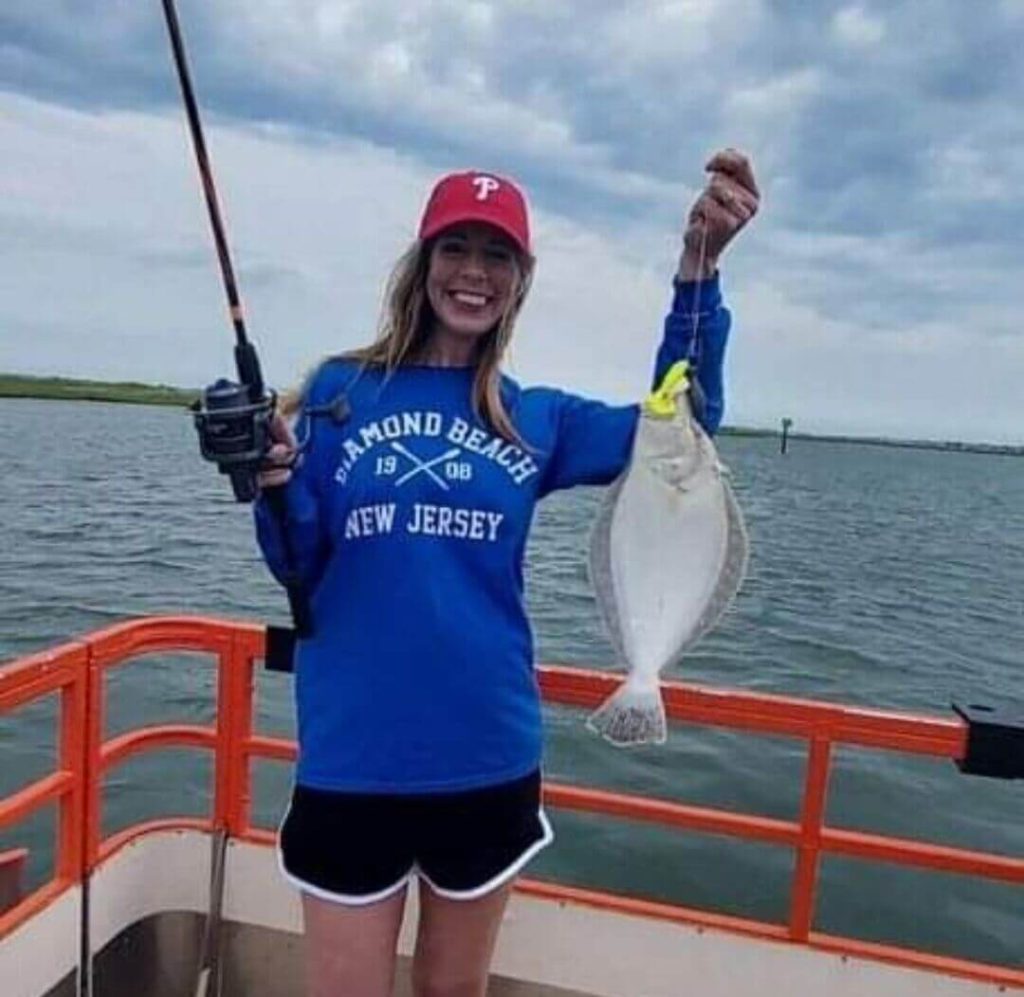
[472,175,500,201]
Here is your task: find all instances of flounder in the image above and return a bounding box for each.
[587,360,748,746]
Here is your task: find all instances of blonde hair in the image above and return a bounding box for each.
[283,238,533,445]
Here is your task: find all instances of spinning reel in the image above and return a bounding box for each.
[192,345,277,503]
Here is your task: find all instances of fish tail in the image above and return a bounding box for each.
[586,678,667,747]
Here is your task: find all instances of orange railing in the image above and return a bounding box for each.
[0,616,1021,988]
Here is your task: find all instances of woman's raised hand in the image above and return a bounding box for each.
[679,149,760,280]
[257,412,298,489]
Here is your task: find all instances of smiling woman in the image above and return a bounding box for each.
[248,160,759,997]
[320,170,538,449]
[425,224,523,355]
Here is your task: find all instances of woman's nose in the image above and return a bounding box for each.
[458,250,487,278]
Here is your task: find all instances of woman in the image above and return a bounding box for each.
[255,150,759,997]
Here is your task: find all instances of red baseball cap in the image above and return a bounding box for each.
[418,171,532,256]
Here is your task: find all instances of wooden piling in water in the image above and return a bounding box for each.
[781,417,793,454]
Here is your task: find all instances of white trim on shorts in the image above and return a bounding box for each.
[275,799,415,907]
[277,848,415,907]
[417,808,554,902]
[275,799,554,907]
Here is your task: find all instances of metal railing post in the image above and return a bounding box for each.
[789,732,834,941]
[214,631,257,837]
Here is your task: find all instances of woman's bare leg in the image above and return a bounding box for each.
[302,886,408,997]
[411,880,513,997]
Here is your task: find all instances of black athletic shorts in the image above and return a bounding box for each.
[278,769,553,905]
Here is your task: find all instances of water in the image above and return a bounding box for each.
[1,398,1021,967]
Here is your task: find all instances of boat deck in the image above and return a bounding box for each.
[397,971,591,997]
[81,911,597,997]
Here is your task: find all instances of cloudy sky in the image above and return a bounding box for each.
[2,1,1022,442]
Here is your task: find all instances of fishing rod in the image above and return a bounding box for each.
[158,0,313,646]
[159,0,274,503]
[158,2,313,993]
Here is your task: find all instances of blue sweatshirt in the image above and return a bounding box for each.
[255,275,730,792]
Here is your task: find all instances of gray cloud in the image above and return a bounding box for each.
[4,3,1022,226]
[2,2,1023,442]
[3,1,1020,252]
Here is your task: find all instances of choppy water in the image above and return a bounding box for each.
[1,398,1021,967]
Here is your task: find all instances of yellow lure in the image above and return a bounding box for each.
[642,359,691,419]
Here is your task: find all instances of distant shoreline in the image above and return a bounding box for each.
[2,372,1021,456]
[717,425,1024,457]
[0,373,197,408]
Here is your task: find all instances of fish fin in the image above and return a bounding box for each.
[588,476,629,660]
[586,678,667,747]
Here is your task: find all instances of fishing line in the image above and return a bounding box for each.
[688,217,709,356]
[684,216,710,426]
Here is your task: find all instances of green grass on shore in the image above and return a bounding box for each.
[0,373,198,408]
[2,372,1020,455]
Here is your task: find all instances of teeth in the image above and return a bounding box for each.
[452,292,487,306]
